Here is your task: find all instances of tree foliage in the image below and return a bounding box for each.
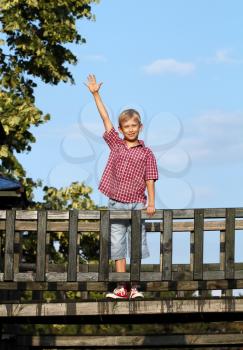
[40,181,97,210]
[0,0,100,270]
[0,0,99,199]
[36,182,99,262]
[0,0,98,84]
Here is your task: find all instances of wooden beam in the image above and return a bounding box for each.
[193,209,204,280]
[2,298,243,318]
[99,210,109,281]
[162,210,173,280]
[130,210,142,283]
[4,210,15,281]
[0,191,20,197]
[225,208,235,279]
[36,210,47,281]
[67,209,78,282]
[14,333,243,347]
[0,278,243,292]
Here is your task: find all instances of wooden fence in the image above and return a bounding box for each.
[1,207,243,349]
[0,207,243,293]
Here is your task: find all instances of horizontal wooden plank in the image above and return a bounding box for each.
[48,211,101,220]
[235,208,243,217]
[2,262,243,282]
[4,221,100,232]
[16,210,37,220]
[47,210,69,220]
[0,210,6,219]
[15,221,37,231]
[0,279,243,292]
[0,191,20,197]
[78,211,101,220]
[109,210,132,219]
[15,333,243,347]
[1,208,243,221]
[1,270,243,285]
[2,219,243,233]
[234,270,243,279]
[1,298,243,318]
[203,270,225,280]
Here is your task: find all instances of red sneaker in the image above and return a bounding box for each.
[106,287,128,299]
[129,287,144,299]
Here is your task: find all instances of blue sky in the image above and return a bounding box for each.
[17,0,243,264]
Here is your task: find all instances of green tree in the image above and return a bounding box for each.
[36,181,99,262]
[0,0,99,199]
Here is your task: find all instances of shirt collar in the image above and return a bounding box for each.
[122,139,145,149]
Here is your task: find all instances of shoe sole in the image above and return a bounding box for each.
[129,296,144,300]
[106,296,128,300]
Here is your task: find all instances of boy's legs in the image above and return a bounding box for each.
[127,202,150,260]
[107,199,149,299]
[127,202,149,297]
[115,258,126,272]
[107,199,129,298]
[108,199,128,264]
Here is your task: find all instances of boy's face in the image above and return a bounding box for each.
[118,116,143,142]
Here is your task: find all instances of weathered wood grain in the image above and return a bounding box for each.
[1,298,243,318]
[99,210,110,281]
[14,333,243,347]
[36,211,47,281]
[193,209,204,280]
[130,210,142,282]
[162,210,173,280]
[225,208,235,279]
[67,209,78,282]
[4,210,15,281]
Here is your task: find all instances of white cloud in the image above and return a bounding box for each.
[215,49,232,63]
[205,49,243,64]
[143,58,196,76]
[181,110,243,164]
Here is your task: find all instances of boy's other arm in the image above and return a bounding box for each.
[85,74,113,132]
[146,179,156,217]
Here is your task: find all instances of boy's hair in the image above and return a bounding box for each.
[118,109,142,127]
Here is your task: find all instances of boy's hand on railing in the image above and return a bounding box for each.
[146,204,155,217]
[84,74,103,94]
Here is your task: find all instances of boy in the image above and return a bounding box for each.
[85,74,158,299]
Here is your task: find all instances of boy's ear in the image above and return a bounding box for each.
[118,126,124,134]
[139,123,143,132]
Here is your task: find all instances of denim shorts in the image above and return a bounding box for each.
[108,198,150,260]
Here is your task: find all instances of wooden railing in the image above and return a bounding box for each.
[0,207,243,295]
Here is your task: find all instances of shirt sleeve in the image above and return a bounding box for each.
[103,127,121,150]
[145,150,159,181]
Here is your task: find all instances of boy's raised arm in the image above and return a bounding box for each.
[85,74,113,132]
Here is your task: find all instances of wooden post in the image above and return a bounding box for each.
[4,210,15,281]
[193,209,204,280]
[130,210,142,283]
[159,210,164,276]
[99,210,109,281]
[36,210,47,281]
[220,229,232,296]
[162,210,172,280]
[190,230,194,273]
[67,209,78,282]
[225,208,235,280]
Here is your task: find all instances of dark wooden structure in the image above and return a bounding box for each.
[1,207,243,349]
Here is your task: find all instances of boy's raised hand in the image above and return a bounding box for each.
[84,74,103,94]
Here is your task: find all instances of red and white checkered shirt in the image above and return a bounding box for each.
[99,127,158,204]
